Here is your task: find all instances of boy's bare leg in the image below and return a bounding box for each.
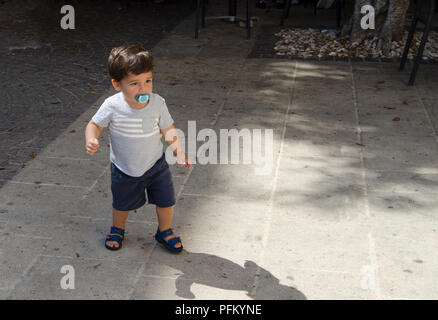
[156,205,182,248]
[106,208,129,249]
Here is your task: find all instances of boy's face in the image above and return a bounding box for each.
[112,71,153,109]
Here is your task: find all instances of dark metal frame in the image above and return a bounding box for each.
[195,0,251,39]
[280,0,342,28]
[399,0,436,85]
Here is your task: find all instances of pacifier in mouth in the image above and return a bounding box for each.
[134,93,150,103]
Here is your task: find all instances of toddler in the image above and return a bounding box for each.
[85,44,191,253]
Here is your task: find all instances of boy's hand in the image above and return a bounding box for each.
[86,138,99,155]
[177,152,192,169]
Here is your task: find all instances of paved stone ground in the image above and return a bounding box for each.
[0,0,194,188]
[1,0,438,300]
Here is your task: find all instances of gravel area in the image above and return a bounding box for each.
[274,28,438,61]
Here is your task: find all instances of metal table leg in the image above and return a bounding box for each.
[399,0,435,85]
[195,0,201,38]
[280,0,292,26]
[196,0,252,39]
[336,0,341,28]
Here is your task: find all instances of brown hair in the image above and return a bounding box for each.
[108,44,154,82]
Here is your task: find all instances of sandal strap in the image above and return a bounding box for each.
[166,237,181,248]
[106,234,123,243]
[110,226,125,237]
[157,227,174,238]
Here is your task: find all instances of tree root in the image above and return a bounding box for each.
[344,0,410,55]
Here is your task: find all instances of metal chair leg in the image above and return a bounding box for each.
[336,0,341,28]
[399,0,435,85]
[280,0,291,26]
[408,1,435,85]
[201,0,206,28]
[246,0,250,39]
[195,0,201,38]
[399,14,419,71]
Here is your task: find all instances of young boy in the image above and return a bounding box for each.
[85,44,191,253]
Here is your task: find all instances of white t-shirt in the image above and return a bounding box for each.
[92,92,174,177]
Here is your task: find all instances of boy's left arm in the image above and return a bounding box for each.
[160,124,192,169]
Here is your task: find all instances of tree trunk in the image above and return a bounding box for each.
[342,0,410,55]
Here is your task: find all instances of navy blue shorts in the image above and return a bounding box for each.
[111,153,176,211]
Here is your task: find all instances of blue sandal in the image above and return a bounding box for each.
[155,227,183,254]
[105,226,125,251]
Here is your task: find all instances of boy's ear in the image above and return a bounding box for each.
[111,79,121,91]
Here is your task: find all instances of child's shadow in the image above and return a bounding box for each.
[157,250,306,300]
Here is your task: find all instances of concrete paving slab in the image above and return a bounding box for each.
[10,157,108,188]
[182,69,242,84]
[273,178,367,222]
[41,127,110,163]
[0,290,10,300]
[131,274,254,300]
[162,86,232,106]
[160,75,235,94]
[180,163,276,202]
[213,109,287,134]
[0,182,87,225]
[260,266,373,299]
[359,117,433,137]
[151,42,204,60]
[277,155,363,191]
[352,63,410,89]
[40,217,157,263]
[239,58,297,71]
[218,95,288,115]
[364,211,438,253]
[360,87,426,117]
[138,252,259,300]
[132,238,291,299]
[232,72,295,96]
[146,241,261,278]
[362,133,438,171]
[365,170,438,194]
[0,234,49,292]
[130,276,193,300]
[166,100,224,129]
[8,255,143,299]
[366,190,438,221]
[290,95,357,116]
[262,215,370,274]
[294,79,354,99]
[295,65,352,90]
[197,44,252,60]
[283,122,361,158]
[155,57,244,76]
[361,198,438,298]
[372,235,438,299]
[171,194,268,242]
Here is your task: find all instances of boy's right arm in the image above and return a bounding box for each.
[85,120,103,155]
